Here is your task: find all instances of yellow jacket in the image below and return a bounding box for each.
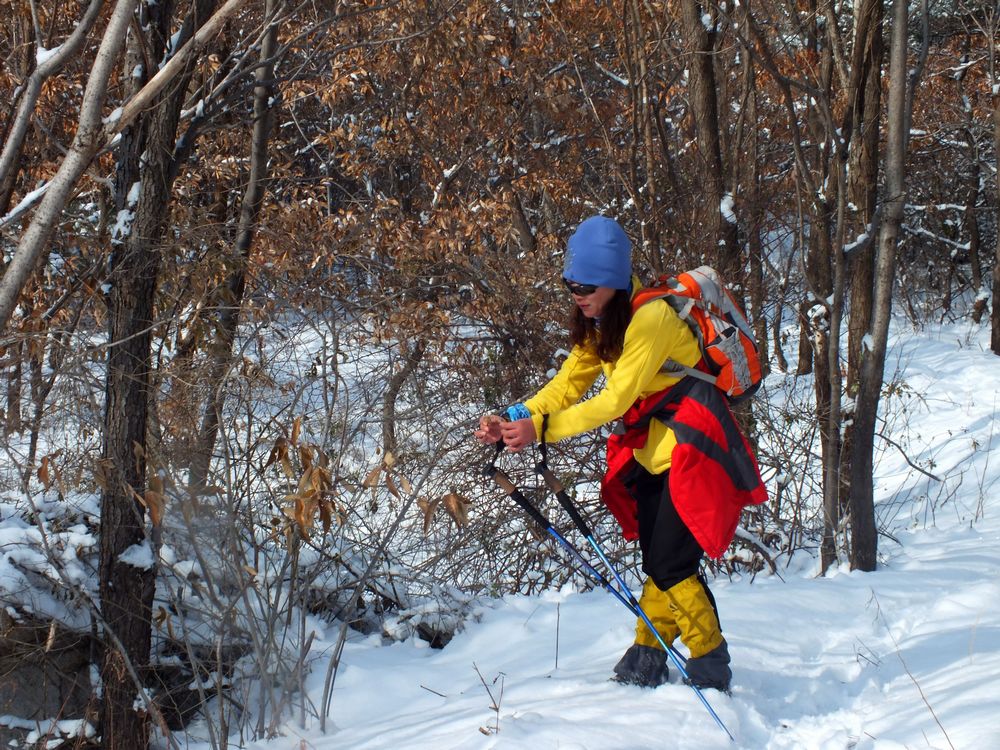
[523,279,701,474]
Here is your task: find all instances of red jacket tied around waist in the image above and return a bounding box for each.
[602,377,767,558]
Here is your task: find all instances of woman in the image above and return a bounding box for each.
[476,215,765,692]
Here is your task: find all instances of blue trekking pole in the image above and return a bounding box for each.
[532,446,735,743]
[484,448,641,619]
[532,460,687,673]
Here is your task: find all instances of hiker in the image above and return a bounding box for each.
[474,215,766,692]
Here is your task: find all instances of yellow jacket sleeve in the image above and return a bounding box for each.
[522,345,603,416]
[523,298,701,443]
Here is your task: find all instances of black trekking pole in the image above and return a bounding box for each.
[532,435,735,743]
[484,444,641,618]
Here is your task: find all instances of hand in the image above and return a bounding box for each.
[500,418,537,452]
[474,414,504,444]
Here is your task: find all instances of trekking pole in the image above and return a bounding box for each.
[534,440,735,743]
[532,457,684,670]
[484,445,641,618]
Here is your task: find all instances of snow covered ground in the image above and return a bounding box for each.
[183,319,1000,750]
[245,522,999,750]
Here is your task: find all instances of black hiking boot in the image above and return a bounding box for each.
[612,643,669,688]
[683,640,732,694]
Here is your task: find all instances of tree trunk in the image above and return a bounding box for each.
[965,121,984,322]
[809,212,838,572]
[626,0,660,257]
[100,0,222,744]
[845,0,883,393]
[188,2,279,498]
[680,0,738,273]
[796,299,813,375]
[510,191,536,255]
[804,19,841,573]
[841,0,884,568]
[381,339,427,458]
[741,30,769,373]
[849,0,914,572]
[99,241,160,748]
[991,95,1000,353]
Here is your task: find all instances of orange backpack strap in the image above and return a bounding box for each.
[631,282,716,383]
[632,268,763,403]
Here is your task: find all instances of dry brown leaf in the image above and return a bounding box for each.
[290,416,302,446]
[280,453,295,479]
[37,456,51,490]
[442,492,470,529]
[145,474,166,527]
[386,473,400,498]
[314,466,332,492]
[293,497,309,536]
[265,437,288,469]
[417,497,440,535]
[297,466,314,495]
[319,501,332,533]
[362,465,382,488]
[299,444,314,472]
[383,451,396,468]
[154,606,170,628]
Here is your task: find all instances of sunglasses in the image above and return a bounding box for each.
[563,278,599,296]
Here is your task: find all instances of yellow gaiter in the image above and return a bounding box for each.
[633,577,681,649]
[665,574,724,659]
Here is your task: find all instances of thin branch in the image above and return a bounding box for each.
[876,430,942,482]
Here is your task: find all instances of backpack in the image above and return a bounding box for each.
[631,265,762,403]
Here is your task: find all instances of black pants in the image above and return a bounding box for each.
[629,465,705,591]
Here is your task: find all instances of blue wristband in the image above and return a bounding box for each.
[505,403,531,421]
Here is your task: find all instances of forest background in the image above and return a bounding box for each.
[0,0,998,748]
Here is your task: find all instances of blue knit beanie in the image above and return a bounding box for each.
[563,216,632,290]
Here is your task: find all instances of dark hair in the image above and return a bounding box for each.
[568,289,632,362]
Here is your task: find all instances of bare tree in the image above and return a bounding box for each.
[845,0,884,386]
[187,0,280,499]
[839,0,884,568]
[994,90,1000,352]
[98,0,258,744]
[0,0,250,336]
[849,0,928,571]
[734,3,844,569]
[680,0,739,274]
[990,5,1000,353]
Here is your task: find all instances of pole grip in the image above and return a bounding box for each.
[487,467,551,530]
[490,468,517,495]
[535,462,565,494]
[535,462,594,538]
